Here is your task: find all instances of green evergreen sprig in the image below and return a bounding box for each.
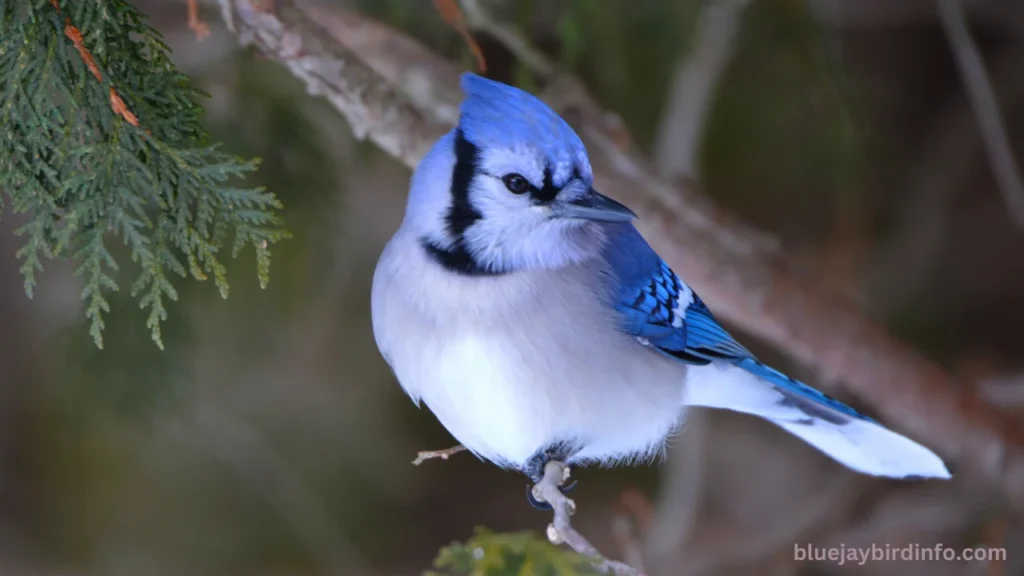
[0,0,288,349]
[429,529,602,576]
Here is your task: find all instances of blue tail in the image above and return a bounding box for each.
[736,358,877,424]
[683,359,951,479]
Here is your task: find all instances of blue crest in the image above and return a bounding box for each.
[457,73,592,183]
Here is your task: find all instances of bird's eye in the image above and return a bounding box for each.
[502,173,530,195]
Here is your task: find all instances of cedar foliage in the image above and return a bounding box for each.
[428,529,601,576]
[0,0,287,349]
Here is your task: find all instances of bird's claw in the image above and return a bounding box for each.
[525,477,578,510]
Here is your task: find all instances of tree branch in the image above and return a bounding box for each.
[213,0,1024,506]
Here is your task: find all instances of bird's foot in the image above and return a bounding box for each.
[526,478,578,510]
[524,452,576,510]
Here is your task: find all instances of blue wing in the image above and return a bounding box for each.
[599,225,950,479]
[602,226,751,363]
[601,225,867,419]
[599,225,753,366]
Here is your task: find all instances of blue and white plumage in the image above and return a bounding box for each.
[371,73,951,482]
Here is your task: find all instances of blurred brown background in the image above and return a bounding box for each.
[1,0,1023,574]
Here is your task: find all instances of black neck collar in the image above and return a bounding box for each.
[422,129,506,277]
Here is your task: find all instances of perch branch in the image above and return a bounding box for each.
[938,0,1024,230]
[531,461,645,576]
[212,0,1024,506]
[411,444,467,465]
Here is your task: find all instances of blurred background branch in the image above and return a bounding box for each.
[938,0,1024,229]
[652,0,754,182]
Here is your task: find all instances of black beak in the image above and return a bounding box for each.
[551,189,637,223]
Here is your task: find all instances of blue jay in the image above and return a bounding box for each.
[371,73,951,490]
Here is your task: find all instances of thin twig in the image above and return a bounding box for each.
[50,0,141,127]
[187,0,211,39]
[457,0,555,80]
[938,0,1024,229]
[433,0,486,72]
[108,87,139,126]
[411,444,467,465]
[531,461,646,576]
[61,22,102,80]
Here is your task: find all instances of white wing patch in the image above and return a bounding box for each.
[670,282,694,328]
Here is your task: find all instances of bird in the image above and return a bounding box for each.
[370,72,951,492]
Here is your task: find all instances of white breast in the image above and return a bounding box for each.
[371,231,688,469]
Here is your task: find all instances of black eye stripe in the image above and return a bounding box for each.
[530,166,559,203]
[491,166,586,203]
